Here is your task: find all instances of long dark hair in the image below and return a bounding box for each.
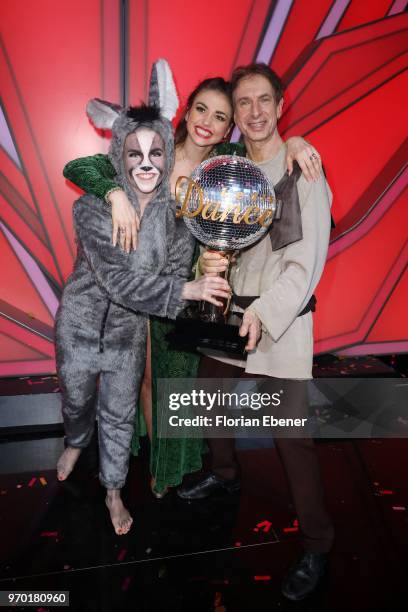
[174,77,233,146]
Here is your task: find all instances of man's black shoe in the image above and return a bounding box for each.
[177,473,241,500]
[281,551,328,601]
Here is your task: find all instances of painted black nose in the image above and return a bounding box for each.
[140,165,153,172]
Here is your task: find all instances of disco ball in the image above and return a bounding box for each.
[176,155,276,251]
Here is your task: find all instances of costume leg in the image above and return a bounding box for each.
[98,353,145,490]
[59,361,99,449]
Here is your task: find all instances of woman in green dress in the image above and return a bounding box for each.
[63,76,322,496]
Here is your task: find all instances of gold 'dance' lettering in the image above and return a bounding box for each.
[175,176,204,218]
[175,176,275,226]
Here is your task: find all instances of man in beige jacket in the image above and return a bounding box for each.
[178,63,334,601]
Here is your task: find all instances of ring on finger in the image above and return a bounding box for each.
[119,227,126,234]
[310,153,319,160]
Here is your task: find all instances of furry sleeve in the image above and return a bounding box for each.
[63,154,118,201]
[73,195,187,319]
[162,201,196,278]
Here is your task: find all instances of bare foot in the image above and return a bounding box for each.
[105,490,133,535]
[57,447,82,481]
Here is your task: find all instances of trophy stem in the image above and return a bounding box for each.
[199,249,234,324]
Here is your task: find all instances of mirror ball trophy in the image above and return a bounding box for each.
[173,155,278,354]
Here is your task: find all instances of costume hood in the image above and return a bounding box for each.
[85,59,178,213]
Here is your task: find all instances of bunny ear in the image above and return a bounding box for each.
[86,98,122,129]
[148,59,179,121]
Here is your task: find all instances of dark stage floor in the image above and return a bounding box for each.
[0,436,407,611]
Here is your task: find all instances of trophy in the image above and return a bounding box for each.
[172,155,277,354]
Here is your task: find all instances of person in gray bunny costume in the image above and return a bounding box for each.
[55,60,230,535]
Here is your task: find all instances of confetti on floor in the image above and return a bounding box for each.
[283,518,299,533]
[117,548,127,562]
[253,520,272,533]
[283,527,298,533]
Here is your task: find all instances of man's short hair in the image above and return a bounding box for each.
[231,63,284,103]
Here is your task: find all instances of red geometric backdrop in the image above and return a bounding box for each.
[0,0,407,376]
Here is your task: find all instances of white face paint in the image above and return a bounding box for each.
[123,128,165,194]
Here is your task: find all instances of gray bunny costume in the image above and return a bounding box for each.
[55,99,194,490]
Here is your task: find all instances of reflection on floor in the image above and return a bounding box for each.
[0,436,407,611]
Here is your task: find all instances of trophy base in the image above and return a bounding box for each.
[168,308,247,356]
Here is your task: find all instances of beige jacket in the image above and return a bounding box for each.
[204,144,332,379]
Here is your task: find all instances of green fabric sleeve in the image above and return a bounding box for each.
[63,153,119,201]
[213,142,246,156]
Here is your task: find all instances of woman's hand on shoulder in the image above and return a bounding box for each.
[285,136,322,182]
[107,189,140,253]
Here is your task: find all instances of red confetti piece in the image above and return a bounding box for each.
[254,520,272,533]
[121,577,132,591]
[283,527,298,533]
[284,518,299,533]
[41,531,58,537]
[379,490,394,495]
[28,477,37,487]
[254,576,271,581]
[117,549,127,562]
[234,542,242,547]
